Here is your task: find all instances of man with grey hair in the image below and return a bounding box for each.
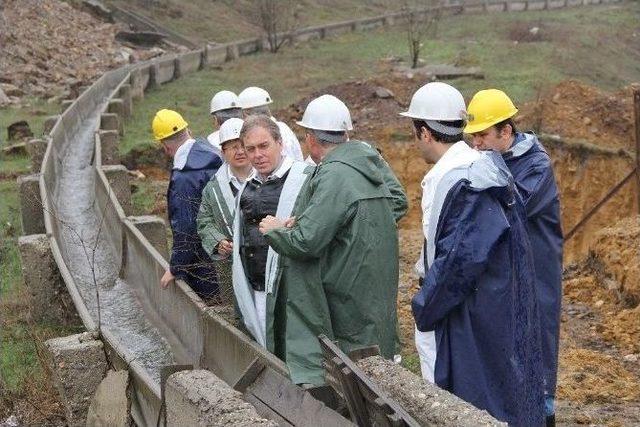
[259,95,408,385]
[239,86,304,161]
[208,90,243,155]
[231,114,312,349]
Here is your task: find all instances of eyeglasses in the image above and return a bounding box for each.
[222,142,244,153]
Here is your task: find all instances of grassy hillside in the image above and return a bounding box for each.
[107,0,410,43]
[119,2,640,153]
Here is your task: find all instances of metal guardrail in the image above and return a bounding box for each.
[36,0,622,425]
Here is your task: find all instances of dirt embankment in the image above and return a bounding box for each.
[0,0,166,103]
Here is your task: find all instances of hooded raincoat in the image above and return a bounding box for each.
[264,141,408,385]
[168,138,223,299]
[412,152,544,426]
[504,132,563,404]
[196,164,245,306]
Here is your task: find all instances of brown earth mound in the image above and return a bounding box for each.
[591,215,640,305]
[518,80,638,151]
[557,348,640,404]
[0,0,165,101]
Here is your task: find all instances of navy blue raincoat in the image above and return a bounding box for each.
[412,152,545,426]
[504,132,563,402]
[168,138,223,299]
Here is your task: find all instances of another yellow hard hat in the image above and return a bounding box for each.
[464,89,518,134]
[152,109,188,141]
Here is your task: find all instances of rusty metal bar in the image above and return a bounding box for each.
[634,87,640,215]
[565,167,637,241]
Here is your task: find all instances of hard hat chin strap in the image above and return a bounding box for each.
[425,120,464,136]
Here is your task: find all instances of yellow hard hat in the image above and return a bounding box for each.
[152,109,188,141]
[464,89,518,134]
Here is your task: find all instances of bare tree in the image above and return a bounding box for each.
[402,0,442,69]
[251,0,299,53]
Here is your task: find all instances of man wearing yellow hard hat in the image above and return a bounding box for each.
[466,89,563,427]
[152,109,223,301]
[401,82,545,425]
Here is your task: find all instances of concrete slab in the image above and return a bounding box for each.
[165,370,277,426]
[45,333,108,427]
[117,84,133,118]
[18,234,79,325]
[128,215,168,259]
[25,138,48,173]
[205,44,228,67]
[102,165,132,215]
[43,115,60,135]
[86,370,132,427]
[98,130,120,165]
[100,112,122,136]
[357,356,505,426]
[17,173,44,234]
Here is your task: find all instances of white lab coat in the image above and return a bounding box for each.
[415,141,480,383]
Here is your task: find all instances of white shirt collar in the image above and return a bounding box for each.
[249,155,293,183]
[227,163,251,190]
[173,138,196,170]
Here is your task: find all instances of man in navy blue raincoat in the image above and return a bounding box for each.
[466,89,563,427]
[152,109,223,300]
[401,83,545,426]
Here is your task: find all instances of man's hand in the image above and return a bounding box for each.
[259,215,287,234]
[284,216,296,228]
[218,239,233,256]
[160,269,175,289]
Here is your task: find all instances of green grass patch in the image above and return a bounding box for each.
[121,3,640,156]
[401,353,421,376]
[0,99,59,144]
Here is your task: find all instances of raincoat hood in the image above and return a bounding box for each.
[181,138,222,171]
[468,150,515,208]
[322,141,385,187]
[506,131,539,158]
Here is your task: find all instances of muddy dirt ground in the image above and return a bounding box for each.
[125,76,640,425]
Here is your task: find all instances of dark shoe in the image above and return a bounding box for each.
[546,414,555,427]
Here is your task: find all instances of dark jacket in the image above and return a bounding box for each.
[412,153,544,426]
[504,132,563,398]
[168,138,223,299]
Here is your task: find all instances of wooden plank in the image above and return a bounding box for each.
[338,366,371,427]
[244,393,294,426]
[319,335,420,427]
[245,367,354,426]
[233,357,265,393]
[348,346,380,362]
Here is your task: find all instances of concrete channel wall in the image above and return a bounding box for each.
[30,0,620,425]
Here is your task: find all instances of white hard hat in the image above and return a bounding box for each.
[218,118,244,145]
[210,90,240,114]
[400,82,466,121]
[239,86,273,109]
[296,94,353,132]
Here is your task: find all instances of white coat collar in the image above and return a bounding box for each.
[172,138,196,170]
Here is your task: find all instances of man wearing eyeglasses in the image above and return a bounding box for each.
[197,118,253,304]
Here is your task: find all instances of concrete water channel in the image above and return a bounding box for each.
[33,0,609,423]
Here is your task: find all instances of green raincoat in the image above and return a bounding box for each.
[264,141,408,385]
[196,165,238,302]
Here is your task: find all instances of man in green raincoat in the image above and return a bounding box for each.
[197,118,253,304]
[259,95,408,385]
